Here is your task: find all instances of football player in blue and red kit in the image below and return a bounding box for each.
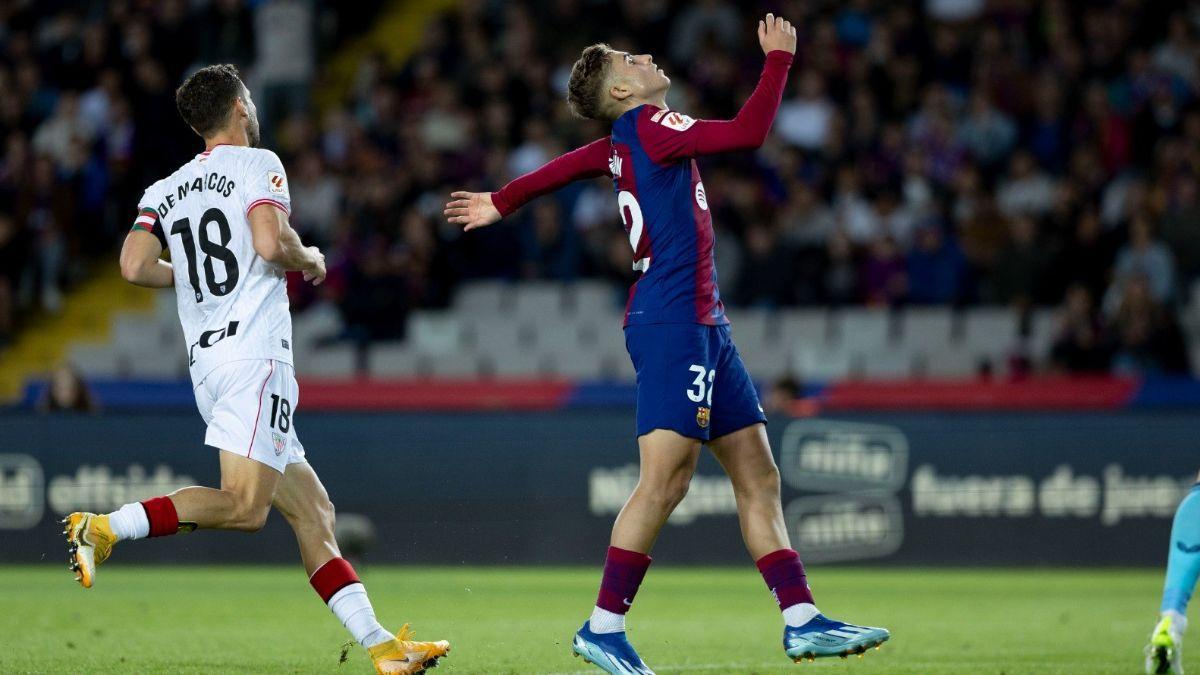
[446,14,888,673]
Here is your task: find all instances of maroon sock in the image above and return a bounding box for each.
[140,496,180,538]
[309,557,361,603]
[756,549,814,610]
[595,546,652,614]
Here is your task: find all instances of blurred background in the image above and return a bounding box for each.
[2,0,1200,570]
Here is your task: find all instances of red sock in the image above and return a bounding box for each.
[595,546,652,614]
[756,549,814,610]
[310,557,361,603]
[140,496,180,538]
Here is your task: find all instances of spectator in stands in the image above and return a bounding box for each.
[37,363,96,413]
[861,236,907,306]
[1108,212,1177,309]
[1050,284,1111,373]
[0,214,18,345]
[906,223,967,305]
[1161,176,1200,285]
[7,0,1200,383]
[991,215,1052,307]
[1108,275,1190,375]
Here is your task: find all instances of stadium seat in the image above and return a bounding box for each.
[291,302,344,351]
[478,348,546,377]
[68,343,122,378]
[961,307,1019,361]
[738,342,792,381]
[832,308,894,353]
[512,281,567,318]
[545,348,605,379]
[407,311,464,356]
[898,308,955,352]
[725,308,773,350]
[861,350,914,380]
[913,346,980,378]
[367,343,422,377]
[777,309,829,347]
[791,343,852,381]
[563,280,621,317]
[453,280,511,314]
[1025,309,1058,367]
[296,346,359,376]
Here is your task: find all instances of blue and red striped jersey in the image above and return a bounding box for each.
[610,105,726,326]
[492,50,794,327]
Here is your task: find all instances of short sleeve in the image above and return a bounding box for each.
[130,188,167,248]
[242,149,291,217]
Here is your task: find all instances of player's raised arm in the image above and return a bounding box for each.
[248,204,326,285]
[119,209,174,288]
[639,14,796,163]
[445,135,612,231]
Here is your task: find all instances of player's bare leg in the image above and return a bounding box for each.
[710,422,889,663]
[708,423,788,559]
[171,450,280,530]
[64,450,279,587]
[273,462,449,674]
[574,430,700,674]
[610,429,702,553]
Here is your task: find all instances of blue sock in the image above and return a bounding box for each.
[1162,484,1200,614]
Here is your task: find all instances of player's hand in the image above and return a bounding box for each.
[445,191,502,231]
[758,13,797,56]
[302,246,326,286]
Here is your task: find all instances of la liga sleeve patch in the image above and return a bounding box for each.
[267,170,287,195]
[659,111,696,132]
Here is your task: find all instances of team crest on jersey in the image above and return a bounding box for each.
[267,171,286,195]
[696,406,710,429]
[660,111,696,131]
[272,432,286,456]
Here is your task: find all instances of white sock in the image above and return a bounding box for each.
[589,606,626,634]
[106,502,150,541]
[783,602,820,627]
[328,583,394,648]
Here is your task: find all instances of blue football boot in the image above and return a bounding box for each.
[572,621,655,674]
[784,614,889,662]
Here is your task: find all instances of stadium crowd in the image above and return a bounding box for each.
[3,0,1200,376]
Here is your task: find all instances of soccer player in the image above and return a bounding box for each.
[445,14,889,673]
[61,65,449,675]
[1146,475,1200,674]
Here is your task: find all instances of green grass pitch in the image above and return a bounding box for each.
[0,565,1175,674]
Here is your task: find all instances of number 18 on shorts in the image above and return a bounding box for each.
[624,323,767,441]
[194,359,307,473]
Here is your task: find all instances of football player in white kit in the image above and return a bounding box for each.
[61,65,449,675]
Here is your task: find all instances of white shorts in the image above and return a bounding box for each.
[195,359,306,474]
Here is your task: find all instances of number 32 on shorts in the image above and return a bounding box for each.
[686,365,715,406]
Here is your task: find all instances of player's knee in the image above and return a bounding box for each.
[745,462,781,499]
[658,472,692,510]
[228,499,271,532]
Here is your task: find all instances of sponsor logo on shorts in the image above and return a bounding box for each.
[272,432,286,456]
[696,406,710,429]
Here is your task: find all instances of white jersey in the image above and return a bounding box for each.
[131,145,295,386]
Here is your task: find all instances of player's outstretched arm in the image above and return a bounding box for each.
[248,203,326,285]
[119,230,174,288]
[446,136,612,231]
[640,14,796,163]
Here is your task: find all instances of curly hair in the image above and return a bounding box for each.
[175,64,245,137]
[567,43,616,121]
